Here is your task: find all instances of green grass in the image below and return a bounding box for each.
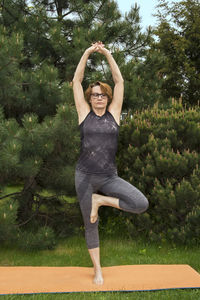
[0,289,200,300]
[0,235,200,299]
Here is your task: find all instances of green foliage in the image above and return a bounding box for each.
[122,49,164,110]
[153,0,200,105]
[99,208,129,237]
[44,201,83,238]
[0,192,82,249]
[0,0,152,241]
[0,25,24,119]
[0,102,80,238]
[116,100,200,245]
[0,199,19,244]
[0,102,79,188]
[0,186,55,250]
[0,0,200,247]
[17,226,56,250]
[0,0,152,113]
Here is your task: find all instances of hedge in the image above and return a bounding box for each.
[113,99,200,244]
[0,99,199,247]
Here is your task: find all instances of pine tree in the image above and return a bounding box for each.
[121,47,165,111]
[0,0,151,235]
[153,0,200,106]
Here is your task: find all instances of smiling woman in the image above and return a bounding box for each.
[72,42,149,285]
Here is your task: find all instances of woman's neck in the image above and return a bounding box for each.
[92,107,106,117]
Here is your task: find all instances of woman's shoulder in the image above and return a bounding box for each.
[78,109,92,127]
[107,108,120,127]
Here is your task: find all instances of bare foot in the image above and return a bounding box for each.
[93,267,104,285]
[90,194,101,223]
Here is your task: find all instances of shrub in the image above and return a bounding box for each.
[0,199,19,245]
[0,196,57,250]
[17,226,56,251]
[115,100,200,244]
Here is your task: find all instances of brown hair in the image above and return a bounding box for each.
[85,81,113,104]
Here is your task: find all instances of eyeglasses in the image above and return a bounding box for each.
[91,93,107,99]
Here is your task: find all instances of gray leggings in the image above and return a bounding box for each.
[75,169,149,249]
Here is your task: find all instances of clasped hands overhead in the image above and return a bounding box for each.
[86,41,110,56]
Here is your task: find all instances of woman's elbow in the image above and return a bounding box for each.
[72,77,82,85]
[115,78,124,86]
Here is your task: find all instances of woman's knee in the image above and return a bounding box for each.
[119,192,149,214]
[136,196,149,213]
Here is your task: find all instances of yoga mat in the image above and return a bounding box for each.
[0,265,200,295]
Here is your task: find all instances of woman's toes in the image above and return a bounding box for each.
[93,269,104,285]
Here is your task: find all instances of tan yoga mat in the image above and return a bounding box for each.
[0,265,200,295]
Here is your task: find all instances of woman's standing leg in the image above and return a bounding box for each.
[75,170,103,284]
[88,247,103,284]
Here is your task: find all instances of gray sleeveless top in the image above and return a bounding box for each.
[76,110,119,175]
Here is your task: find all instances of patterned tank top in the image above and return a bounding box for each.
[76,110,119,174]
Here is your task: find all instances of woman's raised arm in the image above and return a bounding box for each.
[72,45,98,124]
[97,44,124,125]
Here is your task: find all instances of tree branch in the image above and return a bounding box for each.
[0,58,17,71]
[0,2,19,22]
[0,191,23,200]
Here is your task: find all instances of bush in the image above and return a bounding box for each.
[116,99,200,245]
[0,193,84,250]
[17,226,56,251]
[0,199,19,245]
[0,196,57,250]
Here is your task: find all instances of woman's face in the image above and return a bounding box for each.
[89,86,108,110]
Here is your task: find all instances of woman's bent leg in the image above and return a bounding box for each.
[99,175,149,214]
[90,193,120,223]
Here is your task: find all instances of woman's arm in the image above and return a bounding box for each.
[97,44,124,125]
[72,45,98,124]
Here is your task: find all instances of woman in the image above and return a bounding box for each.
[72,42,149,285]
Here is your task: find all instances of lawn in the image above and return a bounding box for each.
[0,234,199,299]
